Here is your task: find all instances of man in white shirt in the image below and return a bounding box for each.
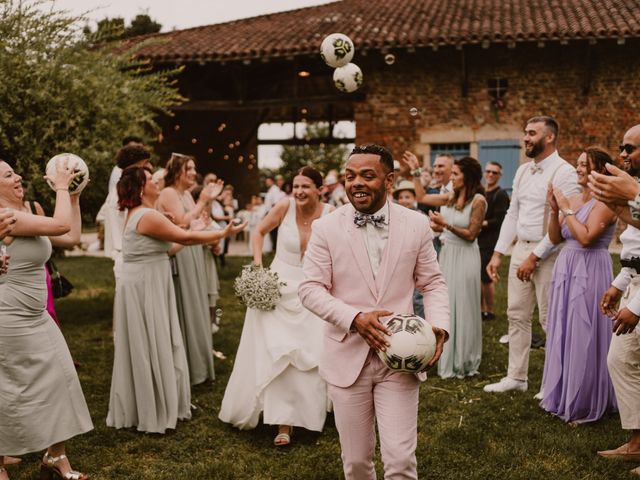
[589,124,640,466]
[484,116,579,394]
[101,136,144,263]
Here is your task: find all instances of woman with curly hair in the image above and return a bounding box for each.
[429,156,487,379]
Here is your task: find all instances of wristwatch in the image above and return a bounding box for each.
[563,208,575,216]
[410,167,423,178]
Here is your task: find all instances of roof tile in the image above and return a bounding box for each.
[124,0,640,62]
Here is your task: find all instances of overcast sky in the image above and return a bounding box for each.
[52,0,335,31]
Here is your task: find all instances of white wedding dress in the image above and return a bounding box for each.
[219,198,330,431]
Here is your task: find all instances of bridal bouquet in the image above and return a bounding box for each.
[234,264,286,311]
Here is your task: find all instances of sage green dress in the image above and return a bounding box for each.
[437,194,484,379]
[172,194,215,385]
[0,236,93,455]
[107,208,191,433]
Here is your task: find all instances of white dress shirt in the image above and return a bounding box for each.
[361,202,390,278]
[264,184,286,211]
[612,224,640,315]
[493,150,579,259]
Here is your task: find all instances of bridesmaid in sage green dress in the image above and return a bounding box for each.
[107,167,242,434]
[156,154,222,385]
[0,157,90,480]
[429,157,487,379]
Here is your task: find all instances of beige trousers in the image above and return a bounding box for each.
[608,276,640,430]
[506,240,558,381]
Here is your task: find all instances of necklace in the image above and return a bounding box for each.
[298,203,319,225]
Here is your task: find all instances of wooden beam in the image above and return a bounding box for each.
[258,137,355,146]
[173,93,365,111]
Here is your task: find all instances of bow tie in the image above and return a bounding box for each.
[354,212,386,228]
[530,164,544,174]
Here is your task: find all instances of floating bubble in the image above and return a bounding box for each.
[384,53,396,65]
[409,107,419,116]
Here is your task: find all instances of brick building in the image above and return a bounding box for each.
[128,0,640,199]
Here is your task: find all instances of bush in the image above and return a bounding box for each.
[0,0,184,223]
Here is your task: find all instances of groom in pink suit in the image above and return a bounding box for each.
[299,144,450,479]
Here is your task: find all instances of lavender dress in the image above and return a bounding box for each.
[541,198,617,423]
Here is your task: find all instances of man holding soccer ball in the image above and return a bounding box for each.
[299,144,449,479]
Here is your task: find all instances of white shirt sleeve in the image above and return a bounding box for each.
[532,234,557,259]
[612,268,634,292]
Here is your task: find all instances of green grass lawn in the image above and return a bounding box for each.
[6,255,634,479]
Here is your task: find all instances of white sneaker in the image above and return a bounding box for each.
[483,377,528,393]
[533,388,544,400]
[499,334,509,344]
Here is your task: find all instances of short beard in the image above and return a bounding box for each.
[525,141,545,159]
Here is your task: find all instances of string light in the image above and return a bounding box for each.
[223,154,229,160]
[228,143,234,149]
[174,124,181,131]
[191,138,197,144]
[207,148,213,154]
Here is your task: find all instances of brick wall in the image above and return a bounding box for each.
[353,39,640,166]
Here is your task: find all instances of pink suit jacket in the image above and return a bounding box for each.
[299,202,450,388]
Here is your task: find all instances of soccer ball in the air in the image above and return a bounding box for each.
[333,63,363,93]
[377,314,437,373]
[45,153,90,194]
[320,33,355,68]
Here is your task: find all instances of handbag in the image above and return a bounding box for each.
[46,258,74,298]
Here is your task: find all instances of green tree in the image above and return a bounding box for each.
[84,14,162,42]
[279,123,349,179]
[0,0,184,222]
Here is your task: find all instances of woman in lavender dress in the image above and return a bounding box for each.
[541,147,618,424]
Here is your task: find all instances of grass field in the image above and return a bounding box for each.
[5,254,636,479]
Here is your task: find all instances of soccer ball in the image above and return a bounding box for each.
[377,314,437,373]
[320,33,355,68]
[333,63,364,93]
[45,153,90,194]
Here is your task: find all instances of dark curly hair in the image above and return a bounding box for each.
[297,166,323,189]
[117,166,150,211]
[115,144,151,170]
[350,144,394,173]
[164,153,195,187]
[449,156,484,208]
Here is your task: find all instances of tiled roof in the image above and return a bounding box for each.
[127,0,640,62]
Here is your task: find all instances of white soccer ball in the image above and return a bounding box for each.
[320,33,355,68]
[45,153,90,194]
[333,63,363,93]
[377,314,437,373]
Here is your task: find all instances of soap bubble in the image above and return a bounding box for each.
[409,107,419,116]
[384,53,396,65]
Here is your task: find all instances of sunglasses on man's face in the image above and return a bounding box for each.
[619,144,638,155]
[485,170,501,175]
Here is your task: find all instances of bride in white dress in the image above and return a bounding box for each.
[219,167,332,446]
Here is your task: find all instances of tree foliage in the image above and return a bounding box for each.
[279,123,349,179]
[0,1,184,222]
[83,14,162,42]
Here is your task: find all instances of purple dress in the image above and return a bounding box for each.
[541,198,617,423]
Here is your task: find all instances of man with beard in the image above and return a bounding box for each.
[589,124,640,474]
[299,144,449,479]
[484,116,579,394]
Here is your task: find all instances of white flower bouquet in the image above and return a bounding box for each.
[234,264,287,311]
